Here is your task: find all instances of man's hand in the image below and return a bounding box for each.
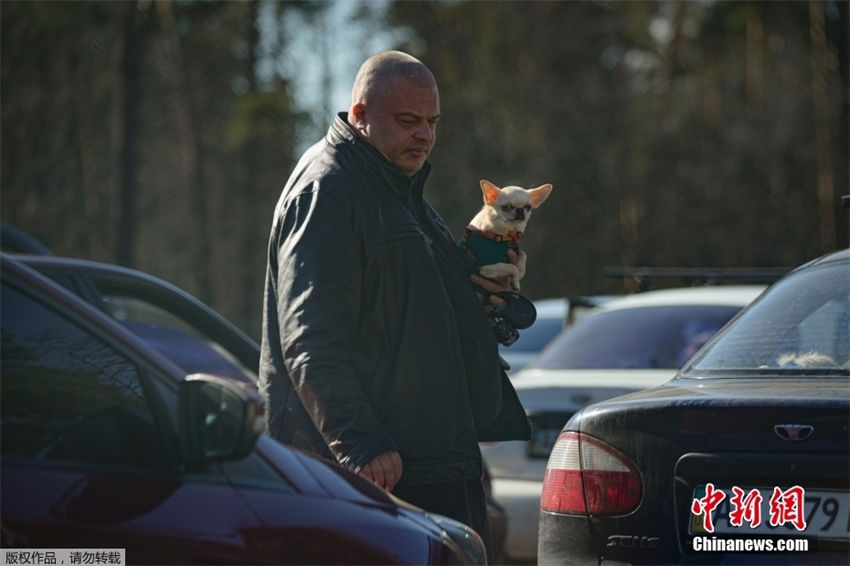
[470,248,520,308]
[358,450,403,491]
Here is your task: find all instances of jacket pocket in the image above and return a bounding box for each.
[476,369,531,442]
[372,221,431,247]
[350,344,391,409]
[366,356,392,411]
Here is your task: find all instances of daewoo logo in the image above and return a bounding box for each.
[774,424,814,441]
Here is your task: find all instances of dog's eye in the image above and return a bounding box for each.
[501,205,514,212]
[524,205,532,211]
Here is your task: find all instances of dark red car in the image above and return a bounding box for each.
[10,251,507,561]
[1,254,486,564]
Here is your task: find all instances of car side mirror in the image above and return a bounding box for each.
[178,374,266,469]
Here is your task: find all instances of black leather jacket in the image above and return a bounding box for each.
[260,114,529,484]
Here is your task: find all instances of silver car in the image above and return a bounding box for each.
[481,285,765,561]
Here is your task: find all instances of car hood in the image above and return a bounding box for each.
[255,436,397,506]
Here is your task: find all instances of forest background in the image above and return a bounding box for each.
[2,0,848,341]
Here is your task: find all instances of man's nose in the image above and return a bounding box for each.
[414,121,435,141]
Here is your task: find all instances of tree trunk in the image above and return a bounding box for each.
[157,0,212,301]
[240,0,262,335]
[116,1,146,267]
[809,1,835,253]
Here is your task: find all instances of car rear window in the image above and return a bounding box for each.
[532,305,743,370]
[501,316,564,353]
[686,261,850,375]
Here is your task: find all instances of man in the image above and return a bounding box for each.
[260,50,529,558]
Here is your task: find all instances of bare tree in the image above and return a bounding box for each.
[155,0,212,300]
[809,1,836,253]
[116,1,149,267]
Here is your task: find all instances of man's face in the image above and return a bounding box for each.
[353,76,440,177]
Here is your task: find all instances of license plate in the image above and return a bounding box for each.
[528,426,560,458]
[690,486,850,541]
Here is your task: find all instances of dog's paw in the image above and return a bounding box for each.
[480,263,521,289]
[516,250,527,279]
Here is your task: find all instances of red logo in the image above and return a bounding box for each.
[691,485,807,533]
[768,486,807,531]
[729,487,763,528]
[691,483,726,533]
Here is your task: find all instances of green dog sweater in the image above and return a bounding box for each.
[457,226,522,275]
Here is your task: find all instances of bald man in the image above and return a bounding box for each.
[260,51,529,560]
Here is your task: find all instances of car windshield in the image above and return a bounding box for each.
[531,304,743,370]
[501,316,564,353]
[685,259,849,376]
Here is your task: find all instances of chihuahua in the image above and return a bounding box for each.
[458,179,553,290]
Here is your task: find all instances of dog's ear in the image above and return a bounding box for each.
[479,180,502,205]
[529,184,553,208]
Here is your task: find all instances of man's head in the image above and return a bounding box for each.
[348,51,440,177]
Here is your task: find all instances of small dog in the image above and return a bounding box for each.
[458,179,553,290]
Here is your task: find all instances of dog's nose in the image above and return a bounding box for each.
[515,209,525,220]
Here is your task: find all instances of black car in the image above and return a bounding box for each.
[538,249,849,565]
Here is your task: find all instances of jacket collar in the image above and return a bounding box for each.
[328,113,431,200]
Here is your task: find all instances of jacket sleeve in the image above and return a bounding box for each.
[271,181,397,472]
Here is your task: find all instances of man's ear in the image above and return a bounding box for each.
[350,103,368,133]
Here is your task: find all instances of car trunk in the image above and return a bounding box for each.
[576,378,850,564]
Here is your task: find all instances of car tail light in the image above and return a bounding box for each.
[540,431,642,515]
